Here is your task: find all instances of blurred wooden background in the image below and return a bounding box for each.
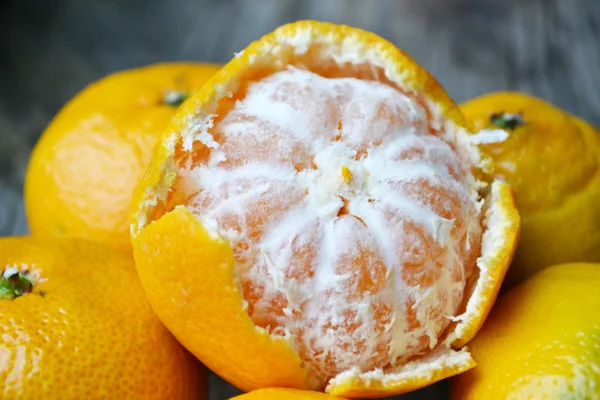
[1,0,599,398]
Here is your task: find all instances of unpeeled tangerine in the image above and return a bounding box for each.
[174,67,482,387]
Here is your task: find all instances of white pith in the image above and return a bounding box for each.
[326,346,474,394]
[168,66,502,388]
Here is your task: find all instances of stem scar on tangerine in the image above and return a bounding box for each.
[490,112,525,130]
[1,266,36,300]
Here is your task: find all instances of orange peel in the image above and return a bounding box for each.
[25,62,221,250]
[461,91,600,288]
[130,21,520,397]
[230,388,347,399]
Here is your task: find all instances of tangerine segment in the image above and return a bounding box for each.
[176,67,482,387]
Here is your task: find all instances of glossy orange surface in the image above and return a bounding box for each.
[25,62,221,250]
[0,236,206,399]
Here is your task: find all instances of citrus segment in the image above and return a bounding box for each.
[131,21,519,396]
[179,67,479,386]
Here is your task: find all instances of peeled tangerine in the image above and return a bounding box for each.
[130,21,520,398]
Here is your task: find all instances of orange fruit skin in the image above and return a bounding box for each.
[450,263,600,399]
[130,21,520,397]
[0,236,206,399]
[460,92,600,288]
[24,62,221,251]
[230,388,347,400]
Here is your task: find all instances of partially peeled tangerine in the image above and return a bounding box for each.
[130,21,520,397]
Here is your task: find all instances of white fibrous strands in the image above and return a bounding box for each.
[177,67,483,388]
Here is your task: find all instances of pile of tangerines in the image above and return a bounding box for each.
[3,21,600,400]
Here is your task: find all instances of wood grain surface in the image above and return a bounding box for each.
[1,0,599,399]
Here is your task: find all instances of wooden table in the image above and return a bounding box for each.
[1,0,599,398]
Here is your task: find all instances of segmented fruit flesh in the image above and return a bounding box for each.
[176,67,483,388]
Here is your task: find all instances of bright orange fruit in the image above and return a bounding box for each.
[25,62,221,250]
[461,91,600,288]
[130,21,520,397]
[0,236,205,399]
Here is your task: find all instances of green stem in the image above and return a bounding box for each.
[490,112,525,130]
[163,90,190,107]
[1,268,36,300]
